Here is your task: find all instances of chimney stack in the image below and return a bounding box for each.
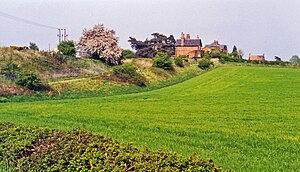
[186,34,191,40]
[196,35,200,39]
[181,32,185,46]
[214,40,219,44]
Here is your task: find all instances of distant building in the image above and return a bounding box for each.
[249,54,265,61]
[175,32,202,58]
[203,40,228,53]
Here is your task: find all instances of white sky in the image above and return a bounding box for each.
[0,0,299,60]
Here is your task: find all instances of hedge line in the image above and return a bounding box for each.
[0,122,227,172]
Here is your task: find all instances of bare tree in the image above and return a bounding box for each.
[77,24,123,65]
[238,49,244,58]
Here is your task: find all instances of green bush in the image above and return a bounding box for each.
[16,71,40,90]
[113,64,146,86]
[122,49,135,58]
[152,52,173,70]
[0,122,225,171]
[198,58,214,70]
[175,55,186,67]
[0,59,20,81]
[57,40,76,57]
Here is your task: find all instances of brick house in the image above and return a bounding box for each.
[248,54,265,61]
[203,40,228,53]
[175,32,202,58]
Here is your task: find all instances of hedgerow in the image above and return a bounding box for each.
[0,122,226,171]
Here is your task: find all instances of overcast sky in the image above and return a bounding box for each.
[0,0,299,60]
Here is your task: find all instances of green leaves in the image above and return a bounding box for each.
[152,52,173,70]
[57,40,76,57]
[0,122,224,171]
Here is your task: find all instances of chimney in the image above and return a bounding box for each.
[196,35,200,39]
[214,40,219,44]
[186,34,190,40]
[181,32,185,46]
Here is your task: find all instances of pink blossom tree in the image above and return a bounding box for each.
[77,24,123,65]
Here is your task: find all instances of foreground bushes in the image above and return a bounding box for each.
[0,122,226,172]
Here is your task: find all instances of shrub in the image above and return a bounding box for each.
[175,55,186,67]
[0,59,20,81]
[122,49,135,58]
[152,52,173,70]
[0,122,226,171]
[16,71,40,90]
[198,58,214,70]
[112,64,146,86]
[57,40,76,57]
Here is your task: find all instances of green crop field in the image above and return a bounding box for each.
[0,66,299,171]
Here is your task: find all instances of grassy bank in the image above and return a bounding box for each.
[2,66,202,102]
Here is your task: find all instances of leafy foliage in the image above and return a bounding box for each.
[175,55,186,67]
[16,71,40,90]
[198,58,214,70]
[77,24,123,65]
[122,49,135,58]
[29,42,39,51]
[112,64,146,86]
[129,33,175,58]
[290,55,300,66]
[152,52,173,70]
[0,122,224,172]
[231,45,238,58]
[57,40,76,57]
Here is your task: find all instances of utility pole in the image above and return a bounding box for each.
[57,28,68,43]
[57,29,62,43]
[63,29,68,41]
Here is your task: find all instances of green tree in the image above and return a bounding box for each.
[152,52,173,70]
[29,42,39,51]
[231,45,238,58]
[274,56,282,61]
[290,55,300,66]
[129,33,175,58]
[58,40,76,57]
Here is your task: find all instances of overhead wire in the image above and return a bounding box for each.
[0,11,59,30]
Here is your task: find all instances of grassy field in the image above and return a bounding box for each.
[0,66,299,171]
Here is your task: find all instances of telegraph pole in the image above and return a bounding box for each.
[57,29,62,43]
[63,29,68,41]
[57,28,68,43]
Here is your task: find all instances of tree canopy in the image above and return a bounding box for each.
[77,24,123,65]
[58,40,76,57]
[129,33,175,58]
[290,55,300,66]
[29,42,39,51]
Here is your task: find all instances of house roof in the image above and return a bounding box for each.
[205,41,227,50]
[175,39,202,47]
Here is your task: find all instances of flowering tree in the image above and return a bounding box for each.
[77,24,123,65]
